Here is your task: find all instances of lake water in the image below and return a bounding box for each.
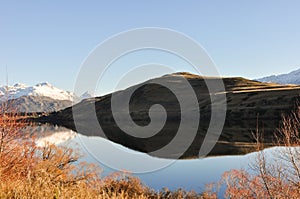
[33,124,263,193]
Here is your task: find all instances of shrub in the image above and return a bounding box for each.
[220,107,300,199]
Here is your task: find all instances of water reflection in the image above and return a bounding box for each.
[30,124,260,192]
[26,125,76,147]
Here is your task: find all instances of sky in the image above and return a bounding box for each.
[1,1,300,95]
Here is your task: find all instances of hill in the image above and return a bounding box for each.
[37,72,300,158]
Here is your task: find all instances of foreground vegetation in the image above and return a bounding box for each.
[0,111,214,198]
[218,107,300,198]
[0,106,299,198]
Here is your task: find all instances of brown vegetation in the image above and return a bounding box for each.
[0,107,209,198]
[219,107,300,198]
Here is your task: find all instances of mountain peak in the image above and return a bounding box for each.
[164,72,202,79]
[0,82,76,102]
[80,91,93,99]
[257,67,300,85]
[13,83,27,88]
[35,82,52,87]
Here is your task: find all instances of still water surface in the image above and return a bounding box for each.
[33,125,262,192]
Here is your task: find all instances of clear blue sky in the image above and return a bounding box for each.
[1,1,300,94]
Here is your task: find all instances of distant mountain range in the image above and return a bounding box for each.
[257,68,300,85]
[0,82,91,112]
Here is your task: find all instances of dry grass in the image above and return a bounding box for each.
[219,106,300,199]
[0,106,211,198]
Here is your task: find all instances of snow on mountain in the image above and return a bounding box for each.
[0,82,77,102]
[257,68,300,85]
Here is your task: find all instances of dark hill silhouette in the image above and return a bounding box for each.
[36,72,300,159]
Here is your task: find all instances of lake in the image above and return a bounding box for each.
[33,124,264,193]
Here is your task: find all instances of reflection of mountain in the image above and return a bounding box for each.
[25,125,76,147]
[37,72,300,159]
[257,68,300,85]
[0,82,91,112]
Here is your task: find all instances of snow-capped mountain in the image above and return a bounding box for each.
[0,82,93,112]
[257,68,300,85]
[0,82,77,102]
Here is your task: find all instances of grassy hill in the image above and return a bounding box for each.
[36,72,300,159]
